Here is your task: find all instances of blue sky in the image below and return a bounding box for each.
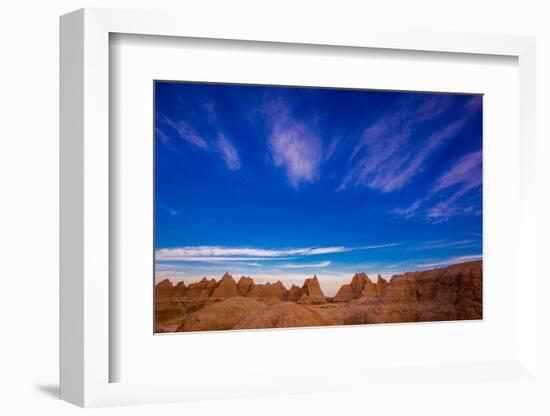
[154,82,482,295]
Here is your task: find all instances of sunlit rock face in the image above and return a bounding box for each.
[154,261,482,332]
[210,273,239,299]
[345,261,482,325]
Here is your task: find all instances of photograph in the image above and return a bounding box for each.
[153,82,483,333]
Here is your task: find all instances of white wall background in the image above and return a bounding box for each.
[0,1,548,415]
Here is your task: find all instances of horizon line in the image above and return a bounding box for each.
[155,257,482,287]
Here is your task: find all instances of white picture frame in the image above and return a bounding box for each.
[60,7,538,408]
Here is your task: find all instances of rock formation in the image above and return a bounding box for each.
[183,277,210,299]
[285,284,303,301]
[206,278,217,296]
[345,261,482,325]
[375,275,388,296]
[237,276,254,296]
[233,302,329,329]
[177,297,267,332]
[155,302,184,328]
[334,273,368,301]
[155,274,326,303]
[333,272,386,301]
[361,277,378,298]
[332,283,355,301]
[298,275,327,304]
[350,273,368,293]
[247,281,288,299]
[156,261,483,332]
[210,273,239,299]
[155,279,176,299]
[172,281,187,298]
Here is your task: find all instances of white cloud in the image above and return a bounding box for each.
[280,261,331,269]
[264,100,323,188]
[392,200,423,219]
[416,254,482,269]
[393,149,482,222]
[302,247,350,255]
[162,116,208,149]
[157,256,294,263]
[156,246,348,261]
[158,103,241,172]
[340,94,483,225]
[155,244,399,262]
[157,203,179,216]
[432,150,482,194]
[412,239,478,250]
[339,95,476,193]
[216,133,241,171]
[360,243,401,249]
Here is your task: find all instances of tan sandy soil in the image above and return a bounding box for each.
[233,302,329,329]
[177,297,267,332]
[308,303,351,326]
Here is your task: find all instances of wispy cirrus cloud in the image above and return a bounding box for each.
[157,100,242,171]
[158,256,293,263]
[157,203,179,216]
[263,100,323,188]
[392,200,423,219]
[416,254,482,269]
[414,94,457,122]
[412,239,479,251]
[155,243,399,262]
[161,116,209,149]
[426,150,482,221]
[216,133,241,171]
[155,127,183,156]
[360,243,401,250]
[156,246,349,260]
[280,261,331,269]
[156,127,171,146]
[394,148,482,222]
[339,95,481,193]
[432,149,482,194]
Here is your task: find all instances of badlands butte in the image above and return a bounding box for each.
[155,260,482,333]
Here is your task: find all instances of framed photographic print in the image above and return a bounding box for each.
[60,7,539,408]
[153,82,483,334]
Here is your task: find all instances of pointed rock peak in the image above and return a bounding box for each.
[302,276,325,297]
[351,273,369,287]
[219,272,236,284]
[238,276,254,284]
[303,275,319,287]
[157,279,173,287]
[175,281,186,288]
[200,277,209,283]
[273,280,286,289]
